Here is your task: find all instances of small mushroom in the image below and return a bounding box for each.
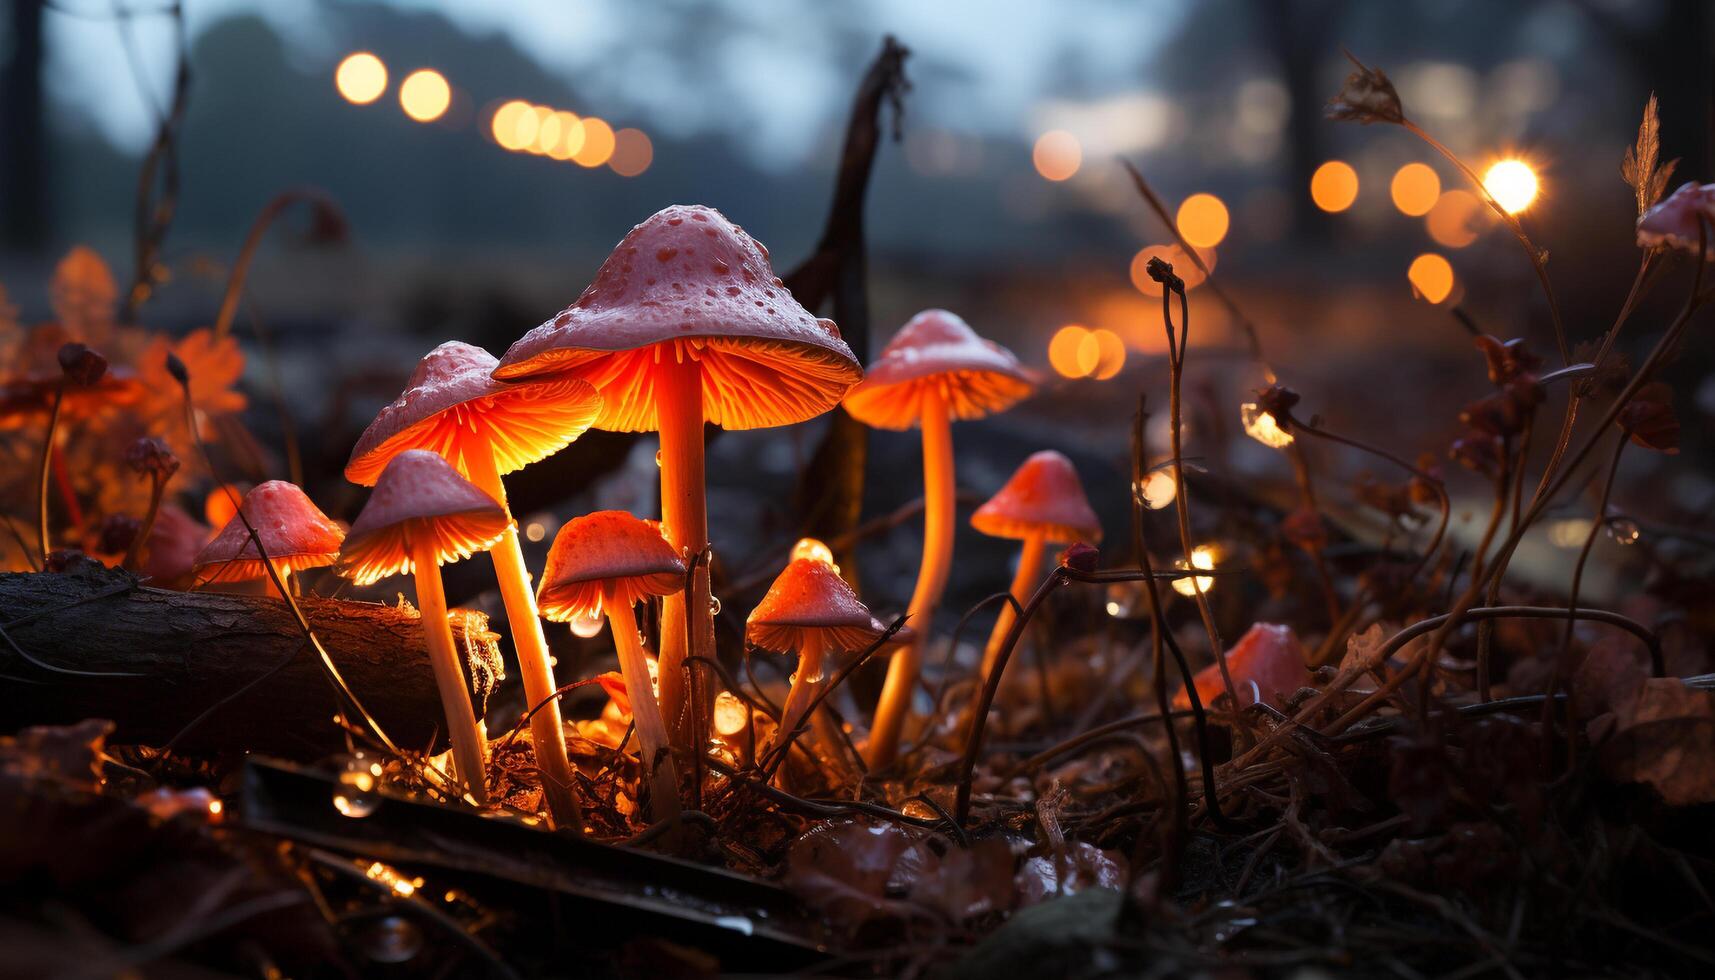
[193,480,344,595]
[536,510,685,823]
[347,341,600,827]
[493,206,863,759]
[971,450,1102,684]
[337,450,510,804]
[842,309,1033,767]
[747,556,886,773]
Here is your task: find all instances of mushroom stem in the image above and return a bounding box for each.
[123,473,168,573]
[35,384,66,563]
[607,604,681,824]
[867,389,954,767]
[463,446,582,829]
[774,634,826,764]
[410,536,490,805]
[979,532,1046,684]
[655,350,710,763]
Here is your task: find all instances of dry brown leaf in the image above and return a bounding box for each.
[1621,93,1678,217]
[1598,678,1715,806]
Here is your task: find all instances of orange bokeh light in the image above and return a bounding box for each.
[399,69,450,123]
[1310,160,1359,212]
[1390,162,1441,216]
[335,52,387,105]
[1130,243,1215,296]
[609,128,653,176]
[1408,253,1455,304]
[1049,325,1091,378]
[1176,193,1229,248]
[573,117,616,167]
[1426,189,1484,248]
[1032,130,1081,182]
[1080,328,1126,380]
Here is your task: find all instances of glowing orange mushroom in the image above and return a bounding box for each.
[493,205,862,762]
[347,341,600,828]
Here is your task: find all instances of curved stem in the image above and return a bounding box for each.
[770,635,825,783]
[464,445,581,829]
[124,473,168,573]
[1323,604,1660,737]
[656,350,709,764]
[979,532,1045,683]
[411,538,489,805]
[1286,441,1342,626]
[1292,420,1450,585]
[867,389,954,767]
[608,605,681,824]
[36,384,65,563]
[1552,437,1628,695]
[212,189,341,342]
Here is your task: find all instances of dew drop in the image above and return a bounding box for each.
[1607,517,1640,545]
[332,751,381,818]
[654,449,663,466]
[708,595,722,615]
[360,915,424,964]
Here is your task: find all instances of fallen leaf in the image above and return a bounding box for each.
[1597,677,1715,806]
[1014,842,1126,907]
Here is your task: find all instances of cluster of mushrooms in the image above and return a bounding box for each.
[187,204,1103,829]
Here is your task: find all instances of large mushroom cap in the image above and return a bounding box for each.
[338,450,509,586]
[492,205,863,431]
[537,510,686,621]
[747,558,886,654]
[972,450,1103,544]
[345,341,601,486]
[194,480,345,584]
[842,309,1033,431]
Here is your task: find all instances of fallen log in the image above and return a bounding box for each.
[0,562,504,759]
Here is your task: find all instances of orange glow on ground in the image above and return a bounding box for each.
[573,117,616,167]
[1310,160,1359,212]
[1032,130,1082,181]
[1176,193,1229,248]
[335,52,387,105]
[610,128,653,176]
[399,69,450,123]
[1408,253,1455,304]
[1390,162,1441,216]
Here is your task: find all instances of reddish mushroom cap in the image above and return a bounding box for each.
[536,510,686,621]
[337,450,509,586]
[1173,622,1308,711]
[194,480,345,584]
[746,558,886,654]
[971,450,1103,544]
[345,341,601,486]
[491,205,863,431]
[842,309,1033,431]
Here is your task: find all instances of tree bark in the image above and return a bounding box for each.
[0,564,503,760]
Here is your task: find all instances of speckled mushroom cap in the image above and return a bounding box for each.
[746,558,887,654]
[971,450,1103,544]
[842,309,1033,431]
[194,481,345,584]
[491,205,862,431]
[337,450,509,587]
[345,341,601,486]
[536,510,686,621]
